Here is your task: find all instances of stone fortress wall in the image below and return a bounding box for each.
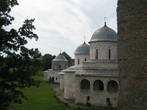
[117,0,147,110]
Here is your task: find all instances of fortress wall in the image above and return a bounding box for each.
[117,0,147,109]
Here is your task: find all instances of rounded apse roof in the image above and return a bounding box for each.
[53,53,67,61]
[90,24,117,42]
[74,42,90,55]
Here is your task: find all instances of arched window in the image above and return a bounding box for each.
[95,49,98,59]
[80,79,90,90]
[93,80,104,91]
[107,80,119,92]
[77,59,80,64]
[109,49,111,60]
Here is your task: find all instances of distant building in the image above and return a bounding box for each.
[44,53,68,83]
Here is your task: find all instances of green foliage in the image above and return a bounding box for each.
[41,54,55,70]
[0,0,42,110]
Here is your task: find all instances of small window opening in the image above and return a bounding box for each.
[87,96,90,101]
[77,59,80,64]
[85,58,87,61]
[96,49,98,59]
[109,49,111,60]
[86,96,91,107]
[106,98,112,106]
[59,65,61,70]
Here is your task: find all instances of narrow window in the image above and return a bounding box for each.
[96,49,98,59]
[59,65,61,70]
[87,96,90,101]
[106,98,110,103]
[109,49,111,60]
[77,59,80,64]
[85,58,87,61]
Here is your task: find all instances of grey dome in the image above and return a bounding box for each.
[90,25,117,42]
[75,42,90,55]
[53,53,68,61]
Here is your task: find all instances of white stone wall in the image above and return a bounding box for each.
[90,42,117,60]
[54,73,60,83]
[43,70,60,83]
[60,41,119,107]
[60,74,64,90]
[83,61,118,70]
[63,72,76,99]
[75,54,89,65]
[74,76,119,107]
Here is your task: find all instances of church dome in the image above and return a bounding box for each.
[75,42,90,55]
[90,24,117,42]
[53,53,67,61]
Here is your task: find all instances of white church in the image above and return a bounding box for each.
[44,22,119,107]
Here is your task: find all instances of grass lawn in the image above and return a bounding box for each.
[9,75,87,110]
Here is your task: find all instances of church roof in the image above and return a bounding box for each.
[53,53,68,62]
[90,24,117,42]
[63,65,82,73]
[74,42,90,55]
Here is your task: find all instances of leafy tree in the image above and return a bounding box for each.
[0,0,41,109]
[41,54,55,70]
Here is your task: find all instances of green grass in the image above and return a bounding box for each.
[9,76,87,110]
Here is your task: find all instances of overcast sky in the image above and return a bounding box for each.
[11,0,118,58]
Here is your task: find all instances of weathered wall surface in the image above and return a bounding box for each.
[59,74,64,90]
[117,0,147,110]
[74,76,119,107]
[90,42,117,60]
[75,54,89,65]
[83,60,117,70]
[64,72,75,99]
[43,69,60,83]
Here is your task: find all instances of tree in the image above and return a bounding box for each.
[0,0,41,109]
[41,54,55,70]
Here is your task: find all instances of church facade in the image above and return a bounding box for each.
[44,23,119,107]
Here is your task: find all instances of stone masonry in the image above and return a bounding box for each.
[117,0,147,110]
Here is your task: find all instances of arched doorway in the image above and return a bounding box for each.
[80,79,90,90]
[93,80,104,91]
[107,80,118,92]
